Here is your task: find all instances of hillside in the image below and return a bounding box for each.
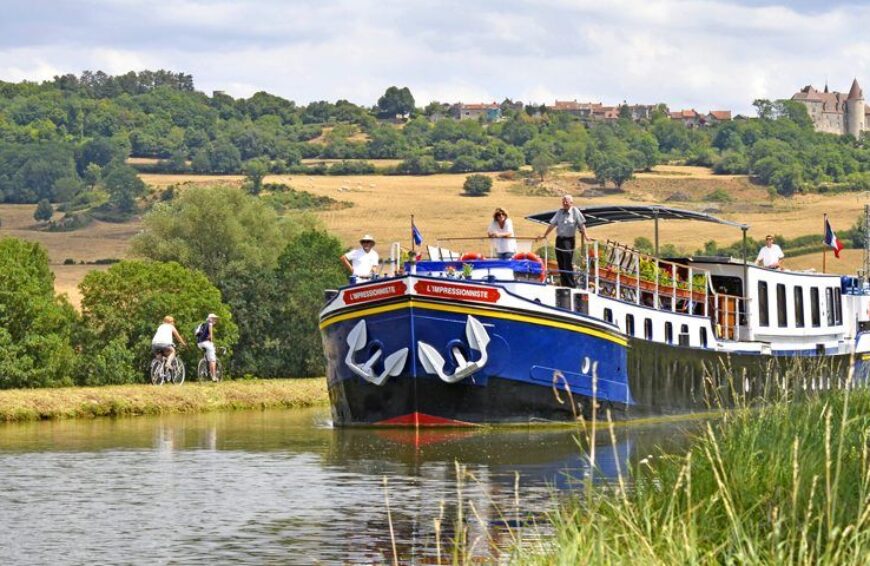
[2,165,867,306]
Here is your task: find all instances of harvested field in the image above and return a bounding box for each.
[301,158,403,167]
[2,166,869,305]
[0,204,139,263]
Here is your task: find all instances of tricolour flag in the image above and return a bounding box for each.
[412,222,423,246]
[824,218,844,258]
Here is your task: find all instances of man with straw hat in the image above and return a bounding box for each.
[341,234,380,281]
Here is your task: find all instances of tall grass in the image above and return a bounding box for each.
[526,388,870,564]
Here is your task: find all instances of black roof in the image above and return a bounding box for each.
[526,204,748,230]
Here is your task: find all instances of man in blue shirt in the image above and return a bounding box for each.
[541,195,588,287]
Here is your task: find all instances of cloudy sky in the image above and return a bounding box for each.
[1,0,868,113]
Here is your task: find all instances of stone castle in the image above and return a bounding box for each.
[791,79,869,137]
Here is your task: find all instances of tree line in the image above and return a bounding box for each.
[1,70,869,208]
[0,187,345,389]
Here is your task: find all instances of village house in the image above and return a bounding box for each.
[456,102,502,121]
[668,109,732,128]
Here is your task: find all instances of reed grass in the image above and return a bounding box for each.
[0,378,328,422]
[524,388,870,565]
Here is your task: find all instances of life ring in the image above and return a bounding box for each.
[512,252,547,282]
[460,252,483,261]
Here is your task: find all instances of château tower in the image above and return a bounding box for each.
[845,78,865,139]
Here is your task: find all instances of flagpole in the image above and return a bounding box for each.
[822,213,827,274]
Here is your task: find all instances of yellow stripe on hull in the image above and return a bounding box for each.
[320,299,626,347]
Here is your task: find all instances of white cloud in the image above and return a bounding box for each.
[0,0,868,114]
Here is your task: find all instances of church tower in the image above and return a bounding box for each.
[845,78,865,138]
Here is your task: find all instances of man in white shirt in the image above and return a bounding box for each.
[341,234,380,280]
[756,235,784,270]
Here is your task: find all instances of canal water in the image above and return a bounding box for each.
[0,408,697,564]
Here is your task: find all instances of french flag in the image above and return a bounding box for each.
[824,217,844,258]
[412,222,423,246]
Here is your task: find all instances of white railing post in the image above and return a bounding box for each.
[635,251,641,304]
[594,240,600,294]
[704,272,709,317]
[688,267,694,314]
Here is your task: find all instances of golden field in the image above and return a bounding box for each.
[2,165,869,305]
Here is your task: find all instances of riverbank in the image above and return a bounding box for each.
[0,378,328,422]
[525,389,870,564]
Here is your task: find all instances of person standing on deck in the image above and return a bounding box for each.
[755,235,784,270]
[341,234,380,280]
[540,195,588,287]
[487,208,517,260]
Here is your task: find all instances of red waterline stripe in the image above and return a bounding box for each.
[375,412,476,427]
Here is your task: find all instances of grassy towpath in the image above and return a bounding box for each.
[0,378,328,423]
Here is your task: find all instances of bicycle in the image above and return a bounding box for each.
[196,346,226,382]
[150,347,186,385]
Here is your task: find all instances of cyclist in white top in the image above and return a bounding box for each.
[341,234,380,280]
[151,315,187,369]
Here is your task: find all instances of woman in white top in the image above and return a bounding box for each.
[487,208,517,259]
[151,315,187,369]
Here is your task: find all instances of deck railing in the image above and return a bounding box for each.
[571,238,744,340]
[385,235,745,341]
[431,237,546,263]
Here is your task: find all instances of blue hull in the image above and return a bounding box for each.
[321,294,629,425]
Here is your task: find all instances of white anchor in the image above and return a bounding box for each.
[344,320,408,386]
[418,316,491,384]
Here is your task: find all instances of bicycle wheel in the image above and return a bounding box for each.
[150,359,165,385]
[197,358,209,381]
[170,359,186,384]
[213,359,223,382]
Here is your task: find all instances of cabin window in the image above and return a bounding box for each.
[758,281,769,327]
[665,322,674,344]
[825,288,834,326]
[794,286,805,328]
[626,314,635,337]
[644,318,653,340]
[810,288,820,327]
[834,288,842,325]
[700,327,708,348]
[678,324,690,346]
[604,308,613,324]
[776,284,787,327]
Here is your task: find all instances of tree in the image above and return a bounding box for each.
[131,186,311,282]
[34,198,53,222]
[208,139,242,173]
[103,162,147,212]
[377,86,415,117]
[243,157,270,195]
[463,174,493,196]
[531,153,555,181]
[607,154,635,189]
[79,260,238,378]
[0,238,77,388]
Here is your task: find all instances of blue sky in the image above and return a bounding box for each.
[0,0,868,113]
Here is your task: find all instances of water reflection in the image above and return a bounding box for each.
[0,409,698,564]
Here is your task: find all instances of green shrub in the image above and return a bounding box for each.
[704,188,733,203]
[79,260,238,377]
[462,174,493,196]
